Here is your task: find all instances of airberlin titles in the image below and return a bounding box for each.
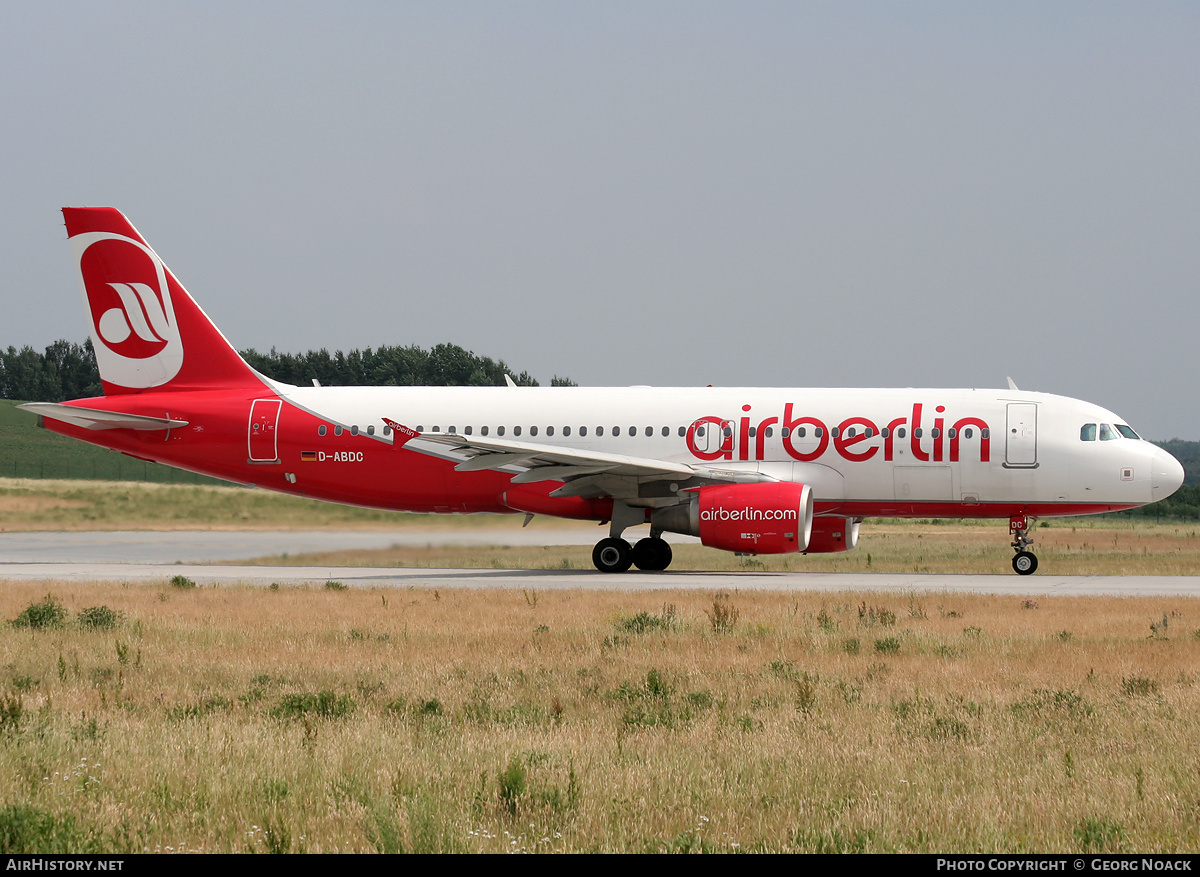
[304,401,990,469]
[699,505,799,522]
[685,402,992,464]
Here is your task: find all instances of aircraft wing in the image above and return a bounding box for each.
[402,429,770,501]
[17,403,189,431]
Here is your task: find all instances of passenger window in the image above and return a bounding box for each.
[1099,423,1118,441]
[318,425,327,436]
[881,428,889,438]
[980,428,989,439]
[481,426,489,436]
[1080,423,1097,441]
[913,428,922,438]
[448,426,456,434]
[946,428,955,439]
[781,427,790,438]
[677,426,685,437]
[334,426,343,437]
[661,426,669,437]
[796,427,806,438]
[596,426,604,437]
[464,426,472,435]
[897,428,906,438]
[497,426,505,436]
[383,425,391,436]
[814,428,823,438]
[748,426,756,438]
[513,426,521,437]
[831,427,840,438]
[628,426,636,437]
[579,426,587,437]
[530,426,538,437]
[546,426,554,436]
[963,428,972,439]
[563,426,571,437]
[722,425,731,438]
[931,428,939,439]
[765,427,773,438]
[844,428,854,438]
[646,426,654,437]
[367,425,375,436]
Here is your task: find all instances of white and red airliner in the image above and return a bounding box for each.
[21,208,1185,574]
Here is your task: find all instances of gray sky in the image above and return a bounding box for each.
[3,2,1197,438]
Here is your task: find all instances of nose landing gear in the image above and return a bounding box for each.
[1010,515,1038,575]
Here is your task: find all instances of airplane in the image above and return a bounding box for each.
[19,208,1186,575]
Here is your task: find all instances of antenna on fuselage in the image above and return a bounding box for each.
[1006,377,1020,391]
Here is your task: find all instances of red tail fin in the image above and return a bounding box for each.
[63,207,266,395]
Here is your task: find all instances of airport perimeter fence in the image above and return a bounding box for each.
[3,455,228,486]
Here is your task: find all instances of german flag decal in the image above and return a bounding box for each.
[301,451,318,462]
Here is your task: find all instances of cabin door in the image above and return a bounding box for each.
[248,399,282,463]
[1004,403,1038,468]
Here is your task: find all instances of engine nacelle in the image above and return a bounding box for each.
[804,516,861,553]
[652,482,813,555]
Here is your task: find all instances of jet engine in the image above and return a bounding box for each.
[652,482,813,554]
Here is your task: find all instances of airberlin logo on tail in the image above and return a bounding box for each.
[98,282,171,353]
[71,231,183,389]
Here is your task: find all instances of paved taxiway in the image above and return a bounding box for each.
[0,526,620,564]
[0,529,1197,596]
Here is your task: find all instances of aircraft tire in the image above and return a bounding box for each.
[593,538,633,573]
[632,537,672,571]
[1012,551,1038,576]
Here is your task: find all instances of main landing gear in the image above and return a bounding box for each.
[591,535,674,572]
[1010,515,1038,575]
[591,502,674,572]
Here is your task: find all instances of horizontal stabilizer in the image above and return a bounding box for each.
[18,402,189,431]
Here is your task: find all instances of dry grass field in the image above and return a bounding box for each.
[0,581,1199,853]
[2,476,1199,852]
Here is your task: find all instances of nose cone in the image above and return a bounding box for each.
[1150,448,1186,502]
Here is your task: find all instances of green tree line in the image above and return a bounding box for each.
[1,339,574,400]
[1110,485,1200,520]
[0,340,101,402]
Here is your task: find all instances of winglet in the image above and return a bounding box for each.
[382,418,421,447]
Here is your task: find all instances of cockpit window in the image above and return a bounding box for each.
[1099,423,1119,441]
[1116,424,1140,440]
[1080,423,1097,441]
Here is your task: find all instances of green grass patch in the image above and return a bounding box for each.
[12,595,66,629]
[271,690,356,720]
